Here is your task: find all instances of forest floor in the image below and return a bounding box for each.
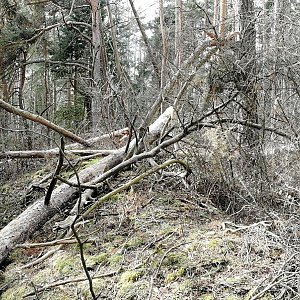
[0,163,299,300]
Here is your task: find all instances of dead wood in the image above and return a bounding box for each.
[44,138,65,205]
[16,238,95,249]
[0,107,174,266]
[0,149,117,159]
[0,99,91,147]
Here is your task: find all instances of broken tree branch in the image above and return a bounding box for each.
[44,138,65,205]
[0,99,91,147]
[82,159,190,218]
[0,149,118,159]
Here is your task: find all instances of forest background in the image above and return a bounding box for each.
[0,0,300,299]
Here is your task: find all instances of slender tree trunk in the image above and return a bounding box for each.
[90,0,108,127]
[213,0,218,28]
[174,0,183,68]
[107,0,122,81]
[128,0,160,81]
[219,0,227,38]
[159,0,169,111]
[239,0,258,147]
[18,51,33,150]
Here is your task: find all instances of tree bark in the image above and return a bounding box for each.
[90,0,109,126]
[239,0,258,147]
[219,0,227,38]
[174,0,183,67]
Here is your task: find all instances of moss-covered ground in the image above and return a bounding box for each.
[1,176,297,300]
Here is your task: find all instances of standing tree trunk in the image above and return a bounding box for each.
[159,0,169,111]
[18,51,33,150]
[174,0,183,68]
[239,0,258,147]
[128,0,160,81]
[219,0,227,38]
[107,0,122,82]
[90,0,108,128]
[213,0,218,29]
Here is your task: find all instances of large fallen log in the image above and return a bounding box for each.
[0,107,174,266]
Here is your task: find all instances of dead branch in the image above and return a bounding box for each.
[59,127,129,150]
[44,138,65,205]
[82,159,190,218]
[23,268,121,298]
[141,43,218,131]
[0,149,117,159]
[0,99,91,147]
[16,238,95,249]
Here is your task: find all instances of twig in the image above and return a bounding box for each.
[21,248,62,269]
[222,221,272,233]
[249,254,297,300]
[16,238,95,249]
[56,175,97,190]
[147,242,190,300]
[23,268,121,298]
[81,159,190,218]
[44,137,65,205]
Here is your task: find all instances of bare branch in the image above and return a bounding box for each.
[0,99,91,147]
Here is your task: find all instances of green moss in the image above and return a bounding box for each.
[87,252,108,266]
[206,238,221,250]
[108,254,123,266]
[179,279,193,292]
[31,268,54,285]
[224,240,237,251]
[1,285,28,300]
[0,184,10,193]
[162,253,187,268]
[32,169,47,178]
[176,267,186,277]
[81,158,101,168]
[159,226,176,236]
[165,267,186,283]
[118,281,134,296]
[109,193,123,201]
[79,278,105,298]
[118,281,148,299]
[199,294,215,300]
[165,272,176,283]
[60,169,74,180]
[118,271,144,297]
[225,296,241,300]
[225,276,247,286]
[124,237,145,250]
[54,254,82,276]
[103,232,116,242]
[120,270,142,284]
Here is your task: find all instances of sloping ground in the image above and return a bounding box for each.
[1,178,299,300]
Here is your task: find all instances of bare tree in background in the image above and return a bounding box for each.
[90,0,109,127]
[238,0,258,147]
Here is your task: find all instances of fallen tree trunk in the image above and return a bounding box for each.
[0,107,174,266]
[0,149,118,159]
